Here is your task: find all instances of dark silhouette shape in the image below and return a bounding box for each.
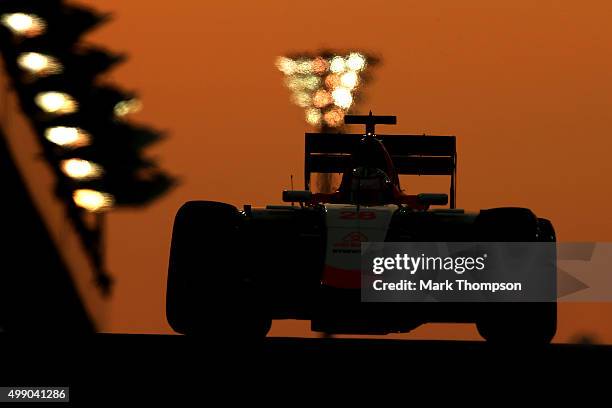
[0,129,93,332]
[167,113,556,344]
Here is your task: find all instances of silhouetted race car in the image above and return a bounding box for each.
[167,113,557,343]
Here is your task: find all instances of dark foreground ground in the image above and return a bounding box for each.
[1,334,610,402]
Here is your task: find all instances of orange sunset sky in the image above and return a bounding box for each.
[75,0,612,342]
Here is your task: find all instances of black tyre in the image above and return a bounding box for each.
[166,201,271,339]
[474,209,557,344]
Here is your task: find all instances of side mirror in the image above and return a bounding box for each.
[282,190,313,203]
[417,193,448,206]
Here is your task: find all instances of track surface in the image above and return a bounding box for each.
[1,334,610,401]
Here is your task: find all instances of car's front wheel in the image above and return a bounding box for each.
[166,200,271,340]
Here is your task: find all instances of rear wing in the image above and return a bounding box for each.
[305,133,457,208]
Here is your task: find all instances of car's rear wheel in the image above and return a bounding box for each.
[474,209,557,344]
[166,201,271,339]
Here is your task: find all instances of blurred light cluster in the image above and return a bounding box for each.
[0,2,176,291]
[276,51,374,128]
[0,1,173,214]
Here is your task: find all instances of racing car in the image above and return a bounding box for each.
[166,113,557,344]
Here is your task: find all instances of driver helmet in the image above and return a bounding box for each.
[347,166,393,205]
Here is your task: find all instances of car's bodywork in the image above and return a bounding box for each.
[167,113,557,343]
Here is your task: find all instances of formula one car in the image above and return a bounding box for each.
[167,113,557,343]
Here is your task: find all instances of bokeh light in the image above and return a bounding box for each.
[340,71,359,89]
[114,98,142,117]
[17,52,63,76]
[73,189,114,212]
[346,52,367,71]
[331,87,353,109]
[323,107,345,127]
[305,108,322,126]
[291,91,311,108]
[275,57,297,75]
[0,13,46,37]
[329,56,346,73]
[285,75,320,91]
[296,59,313,75]
[61,159,103,180]
[34,92,78,114]
[312,89,332,108]
[324,73,340,89]
[45,126,91,147]
[312,57,328,75]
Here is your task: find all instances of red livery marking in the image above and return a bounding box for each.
[339,210,376,220]
[332,231,368,248]
[321,265,361,289]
